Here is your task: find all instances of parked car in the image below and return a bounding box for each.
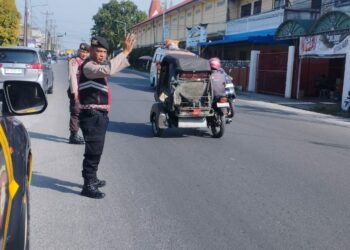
[0,80,47,250]
[0,46,54,94]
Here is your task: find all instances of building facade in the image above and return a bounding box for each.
[131,0,227,48]
[132,0,350,110]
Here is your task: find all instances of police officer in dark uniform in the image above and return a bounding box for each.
[78,34,136,199]
[68,43,90,144]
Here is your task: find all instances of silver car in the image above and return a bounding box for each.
[0,46,54,94]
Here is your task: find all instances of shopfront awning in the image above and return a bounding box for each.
[198,28,283,46]
[310,11,350,35]
[275,20,314,40]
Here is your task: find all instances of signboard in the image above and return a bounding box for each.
[226,9,284,36]
[186,24,208,47]
[300,34,350,56]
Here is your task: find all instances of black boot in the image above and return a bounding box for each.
[91,177,106,188]
[81,179,105,199]
[69,132,85,144]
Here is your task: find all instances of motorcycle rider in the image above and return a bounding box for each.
[209,57,235,122]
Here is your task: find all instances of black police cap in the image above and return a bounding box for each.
[79,43,90,51]
[91,36,109,50]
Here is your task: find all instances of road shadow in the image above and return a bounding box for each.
[159,128,213,138]
[31,172,82,195]
[108,121,153,138]
[238,104,350,127]
[238,104,296,117]
[28,131,69,143]
[107,121,213,138]
[309,141,350,150]
[116,82,154,93]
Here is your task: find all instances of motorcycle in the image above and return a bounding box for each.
[222,70,236,122]
[344,91,350,112]
[206,68,235,138]
[208,95,231,138]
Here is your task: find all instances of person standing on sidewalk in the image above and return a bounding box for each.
[79,34,136,199]
[67,43,90,144]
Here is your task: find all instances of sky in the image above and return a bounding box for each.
[15,0,182,49]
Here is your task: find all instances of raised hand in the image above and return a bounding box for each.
[123,33,136,56]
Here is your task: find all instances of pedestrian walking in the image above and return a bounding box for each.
[67,43,90,144]
[79,34,136,199]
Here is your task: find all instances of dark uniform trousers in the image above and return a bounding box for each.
[67,90,80,133]
[79,109,109,180]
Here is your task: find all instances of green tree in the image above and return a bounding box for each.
[92,0,147,53]
[0,0,20,45]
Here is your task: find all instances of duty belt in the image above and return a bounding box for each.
[81,109,108,115]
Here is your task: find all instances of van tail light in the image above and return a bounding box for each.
[26,63,44,69]
[219,97,228,103]
[0,64,2,68]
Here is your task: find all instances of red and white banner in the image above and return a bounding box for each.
[300,34,350,56]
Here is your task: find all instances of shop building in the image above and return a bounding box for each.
[276,2,350,110]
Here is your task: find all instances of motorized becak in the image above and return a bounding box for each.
[0,81,47,250]
[149,54,231,138]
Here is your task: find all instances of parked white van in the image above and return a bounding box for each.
[149,46,195,87]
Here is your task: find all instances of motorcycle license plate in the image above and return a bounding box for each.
[226,83,234,88]
[192,108,201,116]
[217,102,230,108]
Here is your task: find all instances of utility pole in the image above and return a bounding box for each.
[24,0,29,46]
[162,0,167,43]
[30,4,48,46]
[42,11,54,50]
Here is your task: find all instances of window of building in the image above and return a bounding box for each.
[217,0,225,7]
[253,1,261,14]
[310,0,321,8]
[336,0,350,6]
[187,12,192,17]
[240,3,252,17]
[205,3,213,11]
[274,0,285,9]
[195,8,201,14]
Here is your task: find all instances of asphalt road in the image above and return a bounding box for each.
[19,60,350,250]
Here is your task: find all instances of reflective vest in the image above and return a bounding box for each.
[78,59,110,106]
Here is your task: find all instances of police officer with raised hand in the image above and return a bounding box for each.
[79,33,136,199]
[68,43,90,144]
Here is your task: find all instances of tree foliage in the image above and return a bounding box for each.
[92,0,147,52]
[0,0,20,45]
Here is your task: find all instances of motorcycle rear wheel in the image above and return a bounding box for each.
[151,113,163,137]
[211,114,225,138]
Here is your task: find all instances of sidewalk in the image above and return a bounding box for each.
[237,91,350,119]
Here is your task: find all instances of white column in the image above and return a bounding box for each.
[341,52,350,110]
[285,46,295,98]
[248,50,260,92]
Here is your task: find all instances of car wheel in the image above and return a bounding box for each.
[7,178,30,250]
[151,113,163,137]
